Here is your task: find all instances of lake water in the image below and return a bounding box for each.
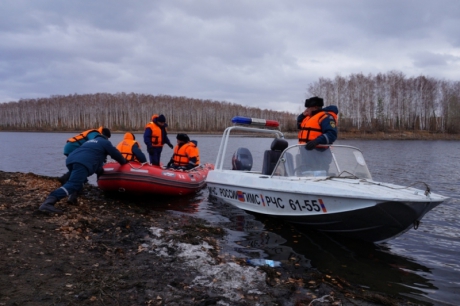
[1,131,459,305]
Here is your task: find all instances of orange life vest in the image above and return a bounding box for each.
[172,143,196,167]
[116,132,142,162]
[298,111,338,144]
[144,121,163,147]
[67,126,103,144]
[188,142,200,166]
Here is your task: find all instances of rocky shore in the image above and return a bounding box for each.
[0,171,419,305]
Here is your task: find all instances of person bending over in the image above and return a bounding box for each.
[39,130,127,214]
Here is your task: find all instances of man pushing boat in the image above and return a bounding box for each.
[38,129,127,214]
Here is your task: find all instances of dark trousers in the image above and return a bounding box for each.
[149,146,163,166]
[50,163,89,200]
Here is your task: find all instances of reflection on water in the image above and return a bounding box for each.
[261,217,437,301]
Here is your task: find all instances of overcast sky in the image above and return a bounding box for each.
[1,1,459,112]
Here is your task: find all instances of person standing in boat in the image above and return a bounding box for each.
[39,129,127,214]
[166,133,199,170]
[297,96,338,173]
[144,114,174,166]
[297,96,338,148]
[116,132,147,163]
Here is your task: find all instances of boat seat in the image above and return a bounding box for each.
[261,138,289,175]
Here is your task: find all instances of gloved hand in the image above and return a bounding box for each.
[147,147,155,154]
[305,139,319,150]
[168,143,173,149]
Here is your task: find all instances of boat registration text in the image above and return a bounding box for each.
[208,187,327,213]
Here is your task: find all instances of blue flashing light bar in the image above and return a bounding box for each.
[231,116,280,128]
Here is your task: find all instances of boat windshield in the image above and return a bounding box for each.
[272,145,372,179]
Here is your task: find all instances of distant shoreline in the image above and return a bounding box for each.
[1,129,459,140]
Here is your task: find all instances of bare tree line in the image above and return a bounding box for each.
[308,71,460,133]
[0,93,298,132]
[1,71,459,134]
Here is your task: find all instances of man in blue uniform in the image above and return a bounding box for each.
[39,130,127,213]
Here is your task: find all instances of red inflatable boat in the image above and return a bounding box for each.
[97,162,214,196]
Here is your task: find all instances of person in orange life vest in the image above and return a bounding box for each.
[297,96,338,149]
[39,129,127,214]
[143,114,173,166]
[116,132,147,163]
[58,127,109,186]
[166,133,199,170]
[63,126,105,156]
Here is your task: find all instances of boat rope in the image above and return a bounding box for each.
[321,174,432,195]
[408,181,431,196]
[337,170,359,179]
[368,181,432,195]
[320,171,359,180]
[127,162,149,169]
[168,164,207,173]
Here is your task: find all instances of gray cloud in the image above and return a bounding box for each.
[412,51,460,68]
[1,0,459,112]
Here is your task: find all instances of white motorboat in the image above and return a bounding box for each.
[206,116,450,243]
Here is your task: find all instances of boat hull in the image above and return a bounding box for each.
[206,171,446,243]
[98,162,214,196]
[278,200,441,243]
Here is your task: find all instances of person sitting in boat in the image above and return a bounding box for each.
[116,132,147,163]
[144,114,174,166]
[166,133,199,170]
[297,96,338,149]
[39,129,127,214]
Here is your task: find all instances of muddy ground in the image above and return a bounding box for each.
[0,171,420,306]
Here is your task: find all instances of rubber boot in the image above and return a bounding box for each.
[67,192,78,205]
[39,196,63,213]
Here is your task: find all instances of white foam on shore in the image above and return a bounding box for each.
[148,227,267,302]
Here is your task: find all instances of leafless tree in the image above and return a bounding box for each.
[0,93,297,132]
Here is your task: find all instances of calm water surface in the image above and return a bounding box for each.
[1,132,459,305]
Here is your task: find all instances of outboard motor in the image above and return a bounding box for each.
[232,147,253,171]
